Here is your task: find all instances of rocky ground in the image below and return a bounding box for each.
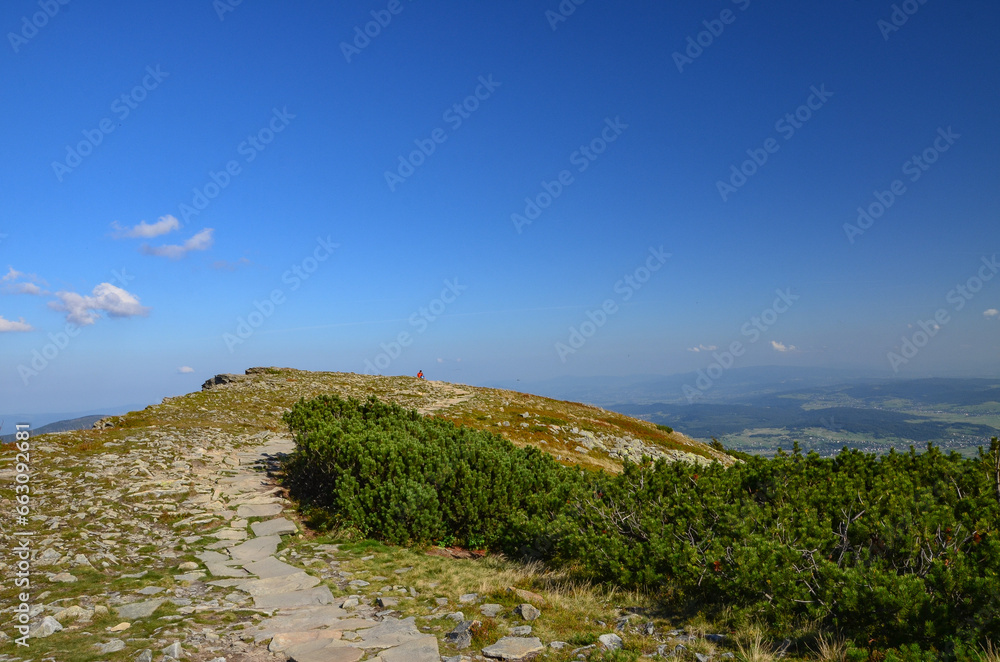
[0,368,735,661]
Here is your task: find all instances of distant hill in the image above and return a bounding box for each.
[0,415,107,443]
[607,376,1000,457]
[493,365,885,406]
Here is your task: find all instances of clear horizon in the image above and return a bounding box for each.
[2,1,998,413]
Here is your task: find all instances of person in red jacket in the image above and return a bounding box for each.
[417,370,424,380]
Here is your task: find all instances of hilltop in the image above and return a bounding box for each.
[0,366,731,662]
[2,367,996,661]
[102,366,732,472]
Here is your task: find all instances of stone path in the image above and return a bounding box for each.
[191,436,442,662]
[0,429,453,661]
[2,406,642,661]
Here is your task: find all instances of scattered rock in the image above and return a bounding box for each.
[482,636,545,660]
[514,603,540,621]
[162,641,184,658]
[116,598,166,620]
[94,639,126,653]
[480,603,504,617]
[599,633,623,651]
[445,620,477,648]
[29,616,63,638]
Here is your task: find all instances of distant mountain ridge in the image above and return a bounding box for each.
[0,415,107,443]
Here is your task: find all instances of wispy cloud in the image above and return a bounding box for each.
[48,283,150,326]
[771,340,798,352]
[177,366,195,373]
[141,228,214,259]
[9,282,44,295]
[0,315,33,332]
[687,344,718,353]
[984,308,999,319]
[3,267,49,295]
[111,215,180,239]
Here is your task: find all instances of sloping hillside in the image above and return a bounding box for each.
[94,367,733,472]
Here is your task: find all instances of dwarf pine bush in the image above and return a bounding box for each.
[283,395,1000,658]
[282,394,578,551]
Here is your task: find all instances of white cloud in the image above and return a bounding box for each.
[984,308,999,319]
[111,215,180,239]
[141,228,214,259]
[10,282,43,295]
[687,344,718,353]
[0,315,33,332]
[3,267,49,295]
[48,283,150,326]
[177,366,195,374]
[771,340,798,353]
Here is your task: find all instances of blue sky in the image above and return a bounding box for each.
[1,0,998,413]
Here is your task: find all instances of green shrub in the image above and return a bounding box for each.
[282,395,1000,659]
[282,395,579,551]
[564,442,1000,653]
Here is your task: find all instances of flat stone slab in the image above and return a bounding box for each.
[237,571,321,596]
[269,629,341,652]
[244,556,301,578]
[206,562,248,578]
[237,503,284,518]
[209,528,248,540]
[254,606,354,641]
[285,637,361,662]
[254,585,335,609]
[115,599,166,620]
[287,642,363,662]
[196,550,232,564]
[229,535,280,562]
[175,571,206,582]
[251,517,297,537]
[356,616,424,649]
[482,636,545,660]
[378,635,440,661]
